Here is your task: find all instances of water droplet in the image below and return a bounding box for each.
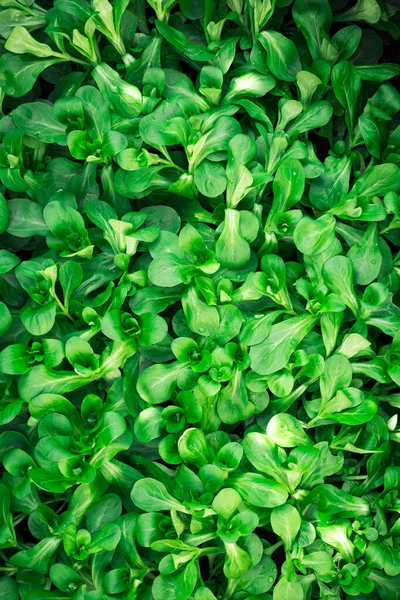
[199,327,205,333]
[269,577,274,583]
[371,259,376,264]
[293,172,297,176]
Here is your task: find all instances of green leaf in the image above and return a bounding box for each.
[0,577,18,600]
[369,571,400,600]
[332,60,361,137]
[0,53,61,97]
[334,0,381,24]
[294,214,336,256]
[309,156,351,210]
[0,485,16,549]
[0,303,12,339]
[293,0,332,61]
[229,473,288,508]
[347,223,382,285]
[92,62,142,118]
[259,31,301,82]
[286,101,333,135]
[322,256,359,316]
[215,209,250,269]
[7,199,48,237]
[234,555,277,594]
[137,362,188,404]
[194,160,227,198]
[273,578,304,600]
[4,26,60,58]
[223,72,275,103]
[250,315,318,375]
[29,467,76,492]
[224,542,251,579]
[0,194,9,235]
[354,164,400,198]
[271,159,305,217]
[267,414,313,448]
[359,113,387,159]
[10,537,61,574]
[131,478,186,512]
[271,504,301,550]
[12,102,67,145]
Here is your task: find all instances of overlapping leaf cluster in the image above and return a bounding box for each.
[0,0,400,598]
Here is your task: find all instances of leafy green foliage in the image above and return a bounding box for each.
[0,0,400,599]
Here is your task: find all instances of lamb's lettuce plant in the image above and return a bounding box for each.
[0,0,400,599]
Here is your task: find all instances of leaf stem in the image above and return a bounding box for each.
[265,540,283,556]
